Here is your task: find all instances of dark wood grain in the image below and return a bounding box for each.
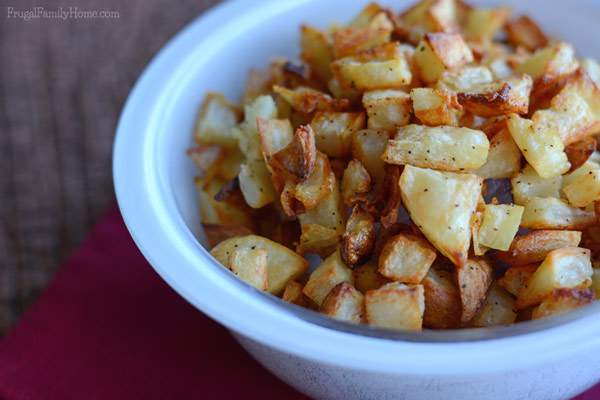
[0,0,221,334]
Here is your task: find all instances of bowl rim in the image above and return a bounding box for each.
[113,0,600,374]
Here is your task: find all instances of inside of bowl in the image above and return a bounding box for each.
[159,0,600,340]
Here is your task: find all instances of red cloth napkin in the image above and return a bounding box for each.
[0,204,597,400]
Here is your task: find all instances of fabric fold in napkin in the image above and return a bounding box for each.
[0,203,597,400]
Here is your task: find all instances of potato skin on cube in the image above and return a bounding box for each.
[341,205,376,266]
[399,165,482,267]
[382,124,489,172]
[495,230,582,266]
[341,159,372,206]
[320,282,365,324]
[378,233,436,283]
[353,261,391,294]
[516,247,593,309]
[365,282,425,331]
[422,267,461,329]
[456,258,493,324]
[303,250,354,306]
[211,235,308,295]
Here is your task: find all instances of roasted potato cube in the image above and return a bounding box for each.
[477,204,524,251]
[273,85,349,113]
[257,118,294,159]
[383,124,489,172]
[332,12,394,59]
[296,223,339,258]
[563,159,600,188]
[496,230,582,267]
[511,164,562,206]
[194,93,241,148]
[582,58,600,89]
[238,160,277,208]
[498,264,538,297]
[311,111,366,158]
[300,25,333,84]
[422,266,461,329]
[353,261,391,294]
[564,137,597,172]
[438,65,494,92]
[532,288,594,320]
[475,128,521,179]
[362,89,411,129]
[471,283,517,327]
[516,247,593,309]
[507,114,570,178]
[592,269,600,299]
[341,205,376,266]
[341,159,372,206]
[320,282,365,324]
[303,250,354,306]
[399,165,482,267]
[456,258,493,324]
[365,282,425,331]
[202,224,253,249]
[196,178,254,230]
[463,7,510,43]
[531,70,600,146]
[298,178,345,234]
[378,233,436,284]
[282,280,309,307]
[562,165,600,207]
[398,0,460,44]
[211,235,308,295]
[457,75,533,117]
[351,129,389,191]
[239,96,278,160]
[349,3,388,28]
[228,247,269,290]
[505,15,548,51]
[414,32,474,84]
[270,125,317,181]
[410,87,460,126]
[520,197,596,230]
[331,42,413,91]
[516,42,578,82]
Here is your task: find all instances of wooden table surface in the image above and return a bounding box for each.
[0,0,220,334]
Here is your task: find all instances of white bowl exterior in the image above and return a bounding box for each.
[113,0,600,398]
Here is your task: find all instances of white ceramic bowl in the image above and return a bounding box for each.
[113,1,600,399]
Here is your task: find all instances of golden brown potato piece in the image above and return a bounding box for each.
[257,118,294,160]
[511,164,562,206]
[303,250,354,306]
[194,92,242,148]
[228,247,269,291]
[365,282,425,331]
[474,128,521,179]
[196,178,255,230]
[516,247,593,309]
[457,75,533,117]
[282,280,309,307]
[565,137,597,172]
[311,112,366,158]
[400,165,483,267]
[270,125,317,181]
[414,32,474,84]
[351,129,389,192]
[238,160,278,209]
[238,96,278,160]
[341,205,376,266]
[520,197,596,230]
[320,282,365,324]
[273,85,350,113]
[505,16,548,52]
[300,25,334,84]
[562,164,600,208]
[211,235,308,295]
[456,258,493,324]
[353,261,391,294]
[298,178,345,235]
[470,283,517,327]
[422,266,461,329]
[380,164,403,229]
[296,223,339,258]
[382,124,490,172]
[516,41,578,84]
[203,224,254,249]
[531,288,594,320]
[341,159,372,206]
[506,114,570,179]
[463,7,510,43]
[332,12,394,59]
[362,89,412,129]
[331,42,413,91]
[378,234,436,283]
[496,230,582,266]
[410,87,460,126]
[396,0,460,44]
[477,204,524,251]
[498,264,538,297]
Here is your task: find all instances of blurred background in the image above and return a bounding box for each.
[0,0,220,334]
